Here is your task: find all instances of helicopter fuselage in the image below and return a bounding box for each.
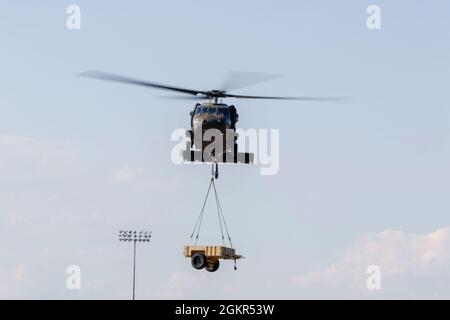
[189,102,238,152]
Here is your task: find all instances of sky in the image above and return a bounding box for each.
[1,0,450,299]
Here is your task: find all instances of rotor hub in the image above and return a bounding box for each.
[203,90,227,98]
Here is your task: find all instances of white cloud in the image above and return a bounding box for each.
[110,165,144,182]
[293,227,450,295]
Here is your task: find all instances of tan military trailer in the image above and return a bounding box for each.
[184,245,242,272]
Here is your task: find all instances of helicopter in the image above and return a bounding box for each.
[79,70,346,170]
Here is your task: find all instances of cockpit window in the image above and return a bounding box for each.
[208,107,217,114]
[217,108,230,117]
[195,106,207,114]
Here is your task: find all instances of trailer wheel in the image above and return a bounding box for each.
[191,253,207,270]
[205,260,220,272]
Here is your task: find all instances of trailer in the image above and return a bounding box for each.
[185,168,243,272]
[184,245,242,272]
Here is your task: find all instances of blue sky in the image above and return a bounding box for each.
[1,1,450,299]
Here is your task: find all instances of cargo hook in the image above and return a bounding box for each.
[211,162,219,179]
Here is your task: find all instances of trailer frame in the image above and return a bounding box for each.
[184,245,242,272]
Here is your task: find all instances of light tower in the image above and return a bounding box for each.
[118,230,152,300]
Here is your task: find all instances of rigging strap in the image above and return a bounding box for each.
[189,165,233,248]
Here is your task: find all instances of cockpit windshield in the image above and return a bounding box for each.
[194,106,230,118]
[195,106,207,114]
[217,108,230,118]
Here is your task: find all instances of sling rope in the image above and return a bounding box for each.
[189,168,233,248]
[212,179,233,248]
[189,177,213,245]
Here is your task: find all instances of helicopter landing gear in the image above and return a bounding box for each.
[187,130,194,147]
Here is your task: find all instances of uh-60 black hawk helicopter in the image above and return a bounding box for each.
[80,70,346,178]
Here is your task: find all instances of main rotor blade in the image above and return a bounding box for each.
[161,95,209,100]
[78,71,204,96]
[223,93,352,101]
[220,70,283,92]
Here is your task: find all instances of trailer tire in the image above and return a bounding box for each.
[191,253,207,270]
[205,260,220,272]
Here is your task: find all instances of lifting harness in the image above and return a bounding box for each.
[188,163,238,269]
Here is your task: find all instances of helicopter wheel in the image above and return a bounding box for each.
[187,130,194,147]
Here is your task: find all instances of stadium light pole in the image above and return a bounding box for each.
[118,230,152,300]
